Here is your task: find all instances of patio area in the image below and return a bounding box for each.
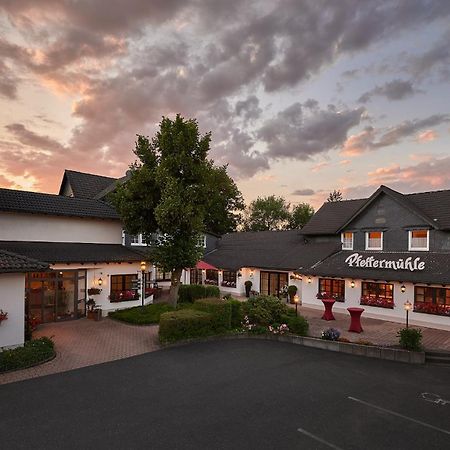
[0,317,160,385]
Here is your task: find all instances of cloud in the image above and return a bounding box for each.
[358,79,419,103]
[5,123,65,152]
[291,188,315,196]
[415,129,438,143]
[235,95,262,122]
[258,102,365,160]
[340,126,376,156]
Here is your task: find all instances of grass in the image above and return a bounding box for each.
[0,337,55,373]
[109,303,175,325]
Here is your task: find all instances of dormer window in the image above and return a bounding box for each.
[366,231,383,250]
[409,229,429,251]
[341,232,353,250]
[130,234,147,246]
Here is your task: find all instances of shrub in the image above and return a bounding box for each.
[242,295,289,326]
[0,337,55,373]
[192,298,232,331]
[321,328,341,341]
[108,303,174,325]
[159,309,214,343]
[397,328,422,351]
[287,285,298,296]
[228,299,243,328]
[285,315,309,336]
[178,284,220,303]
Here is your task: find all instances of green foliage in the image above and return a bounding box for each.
[242,295,289,326]
[285,315,309,336]
[244,280,253,288]
[287,285,298,295]
[192,298,232,331]
[243,195,291,231]
[327,190,343,202]
[228,299,243,328]
[178,284,220,303]
[108,303,175,325]
[159,309,214,343]
[0,337,55,373]
[397,328,423,351]
[288,203,314,229]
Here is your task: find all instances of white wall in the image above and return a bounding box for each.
[300,275,450,331]
[0,212,122,244]
[0,273,25,349]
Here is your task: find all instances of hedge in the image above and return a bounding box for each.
[159,309,214,343]
[0,337,55,373]
[178,284,220,303]
[108,303,174,325]
[192,298,232,331]
[228,299,243,328]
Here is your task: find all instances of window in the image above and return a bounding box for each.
[197,234,207,248]
[130,233,147,246]
[414,286,450,316]
[341,232,353,250]
[110,274,139,302]
[318,278,345,302]
[365,231,383,250]
[221,270,237,288]
[361,282,394,309]
[409,229,429,251]
[205,269,218,285]
[154,267,171,282]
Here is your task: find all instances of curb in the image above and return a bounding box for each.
[161,333,426,364]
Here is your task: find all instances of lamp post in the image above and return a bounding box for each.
[294,294,299,316]
[140,261,147,306]
[404,300,412,328]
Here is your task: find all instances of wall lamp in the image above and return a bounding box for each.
[401,284,406,293]
[350,280,355,288]
[307,276,312,284]
[98,277,103,286]
[140,261,147,272]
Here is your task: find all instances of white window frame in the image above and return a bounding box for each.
[341,232,354,250]
[365,231,383,250]
[130,233,147,246]
[408,229,429,251]
[197,234,207,249]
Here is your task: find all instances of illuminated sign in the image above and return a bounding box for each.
[345,253,425,272]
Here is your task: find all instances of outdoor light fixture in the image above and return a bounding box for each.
[249,269,254,277]
[350,280,355,288]
[294,294,299,315]
[307,276,312,283]
[401,284,406,293]
[140,262,147,306]
[404,300,412,328]
[98,277,103,286]
[140,261,147,272]
[219,270,223,275]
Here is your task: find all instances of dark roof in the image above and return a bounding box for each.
[300,186,450,235]
[0,249,49,273]
[300,199,366,235]
[0,188,120,220]
[59,169,117,199]
[202,230,340,271]
[0,242,143,264]
[302,250,450,285]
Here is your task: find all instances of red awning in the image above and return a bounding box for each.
[196,260,218,270]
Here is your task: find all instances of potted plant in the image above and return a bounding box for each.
[0,309,8,324]
[244,280,253,297]
[88,287,102,296]
[288,285,298,304]
[86,298,96,319]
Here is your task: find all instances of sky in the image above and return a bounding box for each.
[0,0,449,209]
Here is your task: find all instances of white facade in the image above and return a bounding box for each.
[301,276,450,331]
[0,273,25,349]
[0,211,122,244]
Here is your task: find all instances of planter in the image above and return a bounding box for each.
[87,309,102,321]
[244,282,252,298]
[88,288,102,296]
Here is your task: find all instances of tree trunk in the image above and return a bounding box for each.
[169,267,183,307]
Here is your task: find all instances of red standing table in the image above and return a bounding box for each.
[321,299,336,321]
[347,307,364,333]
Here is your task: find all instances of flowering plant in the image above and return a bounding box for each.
[360,296,394,309]
[413,302,450,316]
[321,328,341,341]
[0,309,8,322]
[316,292,345,302]
[268,323,289,335]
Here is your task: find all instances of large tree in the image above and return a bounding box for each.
[288,203,315,229]
[243,195,291,231]
[327,190,343,202]
[111,115,242,305]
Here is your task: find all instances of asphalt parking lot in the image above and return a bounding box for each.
[0,339,449,449]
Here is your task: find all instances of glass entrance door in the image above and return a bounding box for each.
[260,271,288,297]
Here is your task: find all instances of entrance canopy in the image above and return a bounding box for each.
[195,260,218,270]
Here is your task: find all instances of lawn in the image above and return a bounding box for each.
[109,303,175,325]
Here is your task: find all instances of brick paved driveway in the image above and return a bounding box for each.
[0,317,159,385]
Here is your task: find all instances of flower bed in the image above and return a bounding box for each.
[221,281,236,288]
[360,296,394,309]
[109,290,139,302]
[316,292,345,303]
[413,302,450,316]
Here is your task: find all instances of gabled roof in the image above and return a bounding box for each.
[0,249,49,273]
[0,242,143,264]
[300,185,450,236]
[336,185,437,232]
[202,230,340,271]
[59,169,117,199]
[0,188,120,220]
